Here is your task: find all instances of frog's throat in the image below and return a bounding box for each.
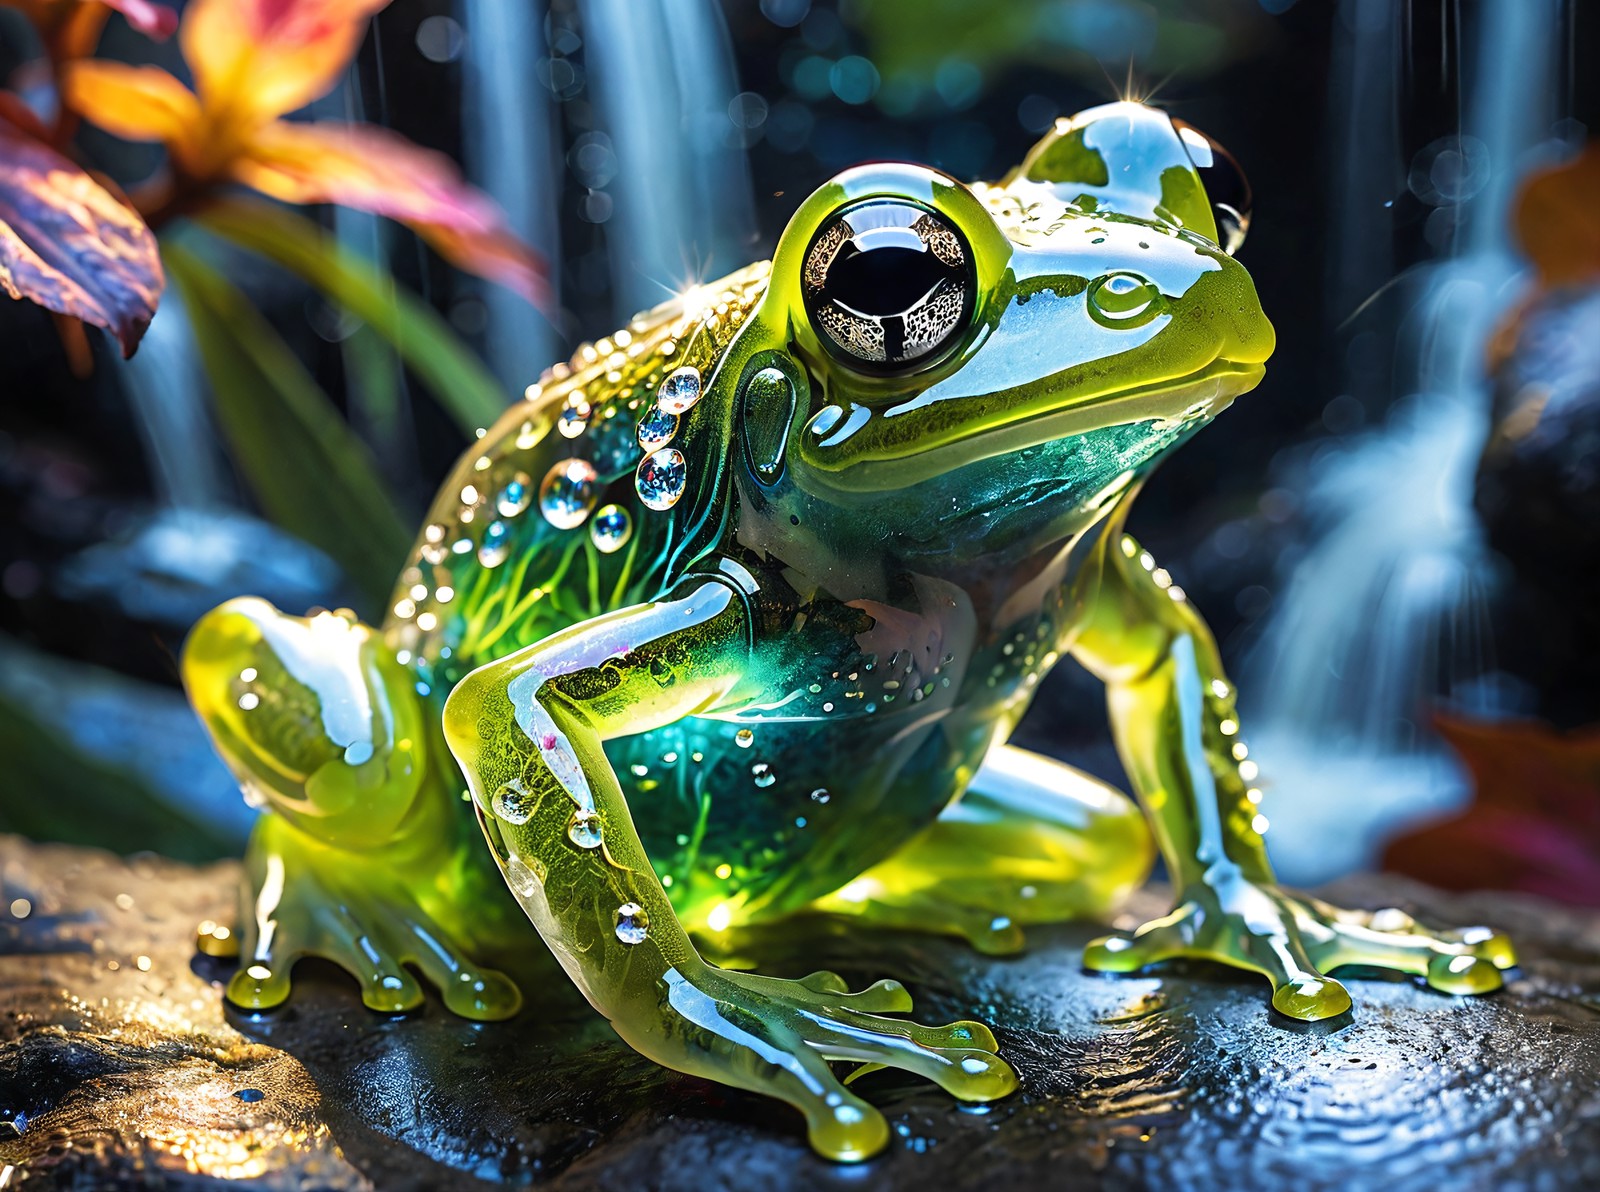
[812,358,1264,493]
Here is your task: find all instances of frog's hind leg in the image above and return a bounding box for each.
[809,744,1155,954]
[184,597,524,1021]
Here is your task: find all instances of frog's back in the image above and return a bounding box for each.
[385,264,771,697]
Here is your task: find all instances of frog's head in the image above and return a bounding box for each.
[720,101,1274,563]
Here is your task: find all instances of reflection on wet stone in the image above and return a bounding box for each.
[4,836,1600,1190]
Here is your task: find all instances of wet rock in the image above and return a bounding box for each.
[1476,284,1600,726]
[3,835,1600,1190]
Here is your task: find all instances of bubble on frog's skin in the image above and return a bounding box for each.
[735,728,754,749]
[590,504,632,554]
[810,788,830,804]
[540,457,599,529]
[635,447,687,511]
[558,399,591,439]
[751,762,776,788]
[614,902,650,945]
[637,403,677,452]
[496,472,533,518]
[478,520,512,567]
[656,365,702,414]
[567,809,603,849]
[492,779,535,825]
[505,854,545,897]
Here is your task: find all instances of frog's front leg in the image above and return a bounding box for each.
[811,744,1154,954]
[441,577,1017,1162]
[1068,530,1515,1020]
[183,598,524,1019]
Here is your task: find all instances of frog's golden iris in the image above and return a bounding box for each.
[183,101,1515,1163]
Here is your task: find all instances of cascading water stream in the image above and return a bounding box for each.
[1243,0,1567,883]
[459,0,562,390]
[581,0,758,319]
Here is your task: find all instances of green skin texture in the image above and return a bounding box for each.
[183,102,1516,1162]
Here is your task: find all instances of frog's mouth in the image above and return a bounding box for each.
[810,357,1266,493]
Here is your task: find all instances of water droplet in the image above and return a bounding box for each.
[478,520,512,567]
[751,762,776,788]
[635,448,687,510]
[656,365,702,414]
[567,810,603,849]
[590,504,633,553]
[505,854,545,896]
[540,458,598,529]
[558,400,590,438]
[379,975,405,991]
[735,728,754,748]
[637,403,677,451]
[497,472,533,517]
[492,779,535,824]
[614,902,650,944]
[344,740,374,766]
[810,788,830,803]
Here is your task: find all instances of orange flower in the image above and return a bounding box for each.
[62,0,547,306]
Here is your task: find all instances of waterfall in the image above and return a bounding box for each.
[580,0,758,320]
[458,0,563,390]
[1242,0,1567,883]
[116,288,226,508]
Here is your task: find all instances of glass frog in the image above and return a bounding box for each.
[183,102,1515,1162]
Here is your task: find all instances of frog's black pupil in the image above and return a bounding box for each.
[805,201,974,370]
[825,243,949,315]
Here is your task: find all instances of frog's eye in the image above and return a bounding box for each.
[1172,119,1253,255]
[802,199,975,371]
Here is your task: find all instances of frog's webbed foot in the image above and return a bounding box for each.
[1083,876,1515,1020]
[643,963,1016,1161]
[222,816,522,1020]
[184,597,524,1021]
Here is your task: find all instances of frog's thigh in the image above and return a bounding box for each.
[184,597,522,1021]
[810,745,1154,954]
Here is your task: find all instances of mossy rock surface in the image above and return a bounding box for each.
[3,833,1599,1190]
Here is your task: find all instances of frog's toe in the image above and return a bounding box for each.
[793,971,914,1013]
[805,1091,891,1163]
[1425,952,1504,995]
[807,1007,1015,1102]
[734,971,1014,1101]
[1086,897,1355,1022]
[1083,928,1167,973]
[225,956,298,1012]
[438,967,522,1020]
[1307,903,1512,997]
[385,907,522,1021]
[1269,975,1354,1021]
[357,966,427,1015]
[1083,907,1192,974]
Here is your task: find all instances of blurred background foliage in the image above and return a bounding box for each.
[1,0,1598,899]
